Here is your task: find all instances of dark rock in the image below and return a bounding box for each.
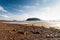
[26,18,41,21]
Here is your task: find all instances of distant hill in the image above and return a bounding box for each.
[26,18,41,21]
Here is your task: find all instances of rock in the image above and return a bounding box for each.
[26,18,41,21]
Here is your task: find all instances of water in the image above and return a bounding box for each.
[2,21,60,29]
[2,21,60,23]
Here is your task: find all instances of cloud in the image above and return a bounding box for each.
[42,0,50,2]
[23,6,36,9]
[20,0,60,20]
[0,6,30,20]
[33,2,60,20]
[36,0,50,2]
[1,0,60,20]
[0,15,10,18]
[0,13,30,20]
[0,6,11,20]
[43,4,60,20]
[0,6,7,12]
[36,3,40,6]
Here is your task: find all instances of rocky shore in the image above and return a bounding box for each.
[0,23,60,40]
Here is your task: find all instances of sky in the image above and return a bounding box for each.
[0,0,60,20]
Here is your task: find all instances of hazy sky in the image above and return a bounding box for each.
[0,0,60,20]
